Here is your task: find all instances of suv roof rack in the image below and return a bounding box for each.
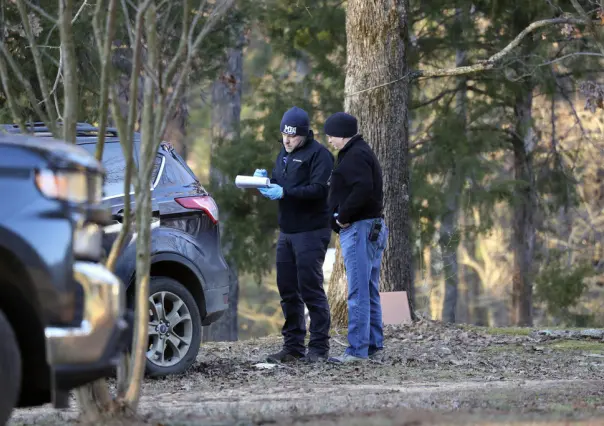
[1,122,119,138]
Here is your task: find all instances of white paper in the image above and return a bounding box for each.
[253,362,277,370]
[235,175,271,189]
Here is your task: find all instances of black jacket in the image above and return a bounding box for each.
[271,131,335,234]
[328,134,383,233]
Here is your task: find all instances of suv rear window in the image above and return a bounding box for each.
[158,151,198,187]
[80,142,132,198]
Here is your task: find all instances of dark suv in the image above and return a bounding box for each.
[85,124,230,376]
[3,123,231,377]
[0,131,131,424]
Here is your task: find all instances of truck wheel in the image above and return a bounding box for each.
[0,310,21,426]
[145,276,202,377]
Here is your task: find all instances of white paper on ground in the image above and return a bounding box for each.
[235,175,271,189]
[253,362,277,370]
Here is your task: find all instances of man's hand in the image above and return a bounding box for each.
[336,219,350,229]
[333,213,350,229]
[259,183,284,200]
[254,169,270,196]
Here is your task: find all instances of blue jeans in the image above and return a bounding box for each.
[339,218,388,358]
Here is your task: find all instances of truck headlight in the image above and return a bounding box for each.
[35,169,103,204]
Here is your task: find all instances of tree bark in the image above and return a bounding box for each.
[122,2,158,410]
[328,0,413,326]
[460,212,487,325]
[59,0,77,142]
[205,30,245,342]
[326,239,348,327]
[511,80,537,326]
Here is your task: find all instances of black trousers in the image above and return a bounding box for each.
[276,227,332,356]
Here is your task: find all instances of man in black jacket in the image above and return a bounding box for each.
[254,106,334,363]
[323,112,389,364]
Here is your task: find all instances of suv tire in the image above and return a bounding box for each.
[0,310,21,426]
[146,276,202,377]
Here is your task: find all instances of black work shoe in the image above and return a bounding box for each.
[302,352,328,363]
[266,349,304,364]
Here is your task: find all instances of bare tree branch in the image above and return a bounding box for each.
[571,0,604,55]
[123,1,159,409]
[72,0,89,24]
[15,0,58,134]
[414,17,589,79]
[120,0,135,46]
[538,51,604,66]
[93,0,120,160]
[50,49,63,120]
[0,56,27,133]
[24,0,58,24]
[0,43,51,125]
[411,88,459,109]
[346,17,591,97]
[59,0,78,142]
[163,0,191,93]
[157,0,234,139]
[105,0,151,274]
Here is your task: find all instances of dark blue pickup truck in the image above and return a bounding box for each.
[0,132,132,424]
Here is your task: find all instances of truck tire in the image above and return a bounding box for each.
[145,276,202,377]
[0,310,21,426]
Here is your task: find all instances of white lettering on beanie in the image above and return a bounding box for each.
[283,125,297,135]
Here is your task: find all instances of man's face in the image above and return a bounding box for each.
[327,135,347,150]
[282,133,305,153]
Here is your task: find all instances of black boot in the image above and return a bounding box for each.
[302,351,328,363]
[266,349,304,364]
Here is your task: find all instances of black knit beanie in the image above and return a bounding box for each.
[280,106,310,136]
[324,112,358,138]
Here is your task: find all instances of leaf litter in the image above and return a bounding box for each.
[10,318,604,426]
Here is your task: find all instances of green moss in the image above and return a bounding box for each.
[461,325,532,336]
[461,324,603,337]
[549,340,604,352]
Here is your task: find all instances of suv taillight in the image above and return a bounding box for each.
[174,195,219,224]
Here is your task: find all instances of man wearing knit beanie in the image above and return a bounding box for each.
[253,106,335,364]
[323,112,388,364]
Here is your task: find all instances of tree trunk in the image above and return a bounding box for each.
[205,30,245,342]
[440,18,467,323]
[429,244,443,320]
[328,0,413,326]
[326,239,348,327]
[440,182,461,323]
[511,80,537,326]
[121,3,158,409]
[59,0,77,142]
[460,212,487,325]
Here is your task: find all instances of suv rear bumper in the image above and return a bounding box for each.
[44,261,132,390]
[202,285,230,325]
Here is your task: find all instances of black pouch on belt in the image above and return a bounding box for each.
[369,219,382,242]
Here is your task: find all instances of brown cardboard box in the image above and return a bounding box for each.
[379,291,412,325]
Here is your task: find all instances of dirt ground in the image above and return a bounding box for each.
[9,319,604,425]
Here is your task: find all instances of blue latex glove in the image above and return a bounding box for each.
[254,169,269,196]
[259,183,283,200]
